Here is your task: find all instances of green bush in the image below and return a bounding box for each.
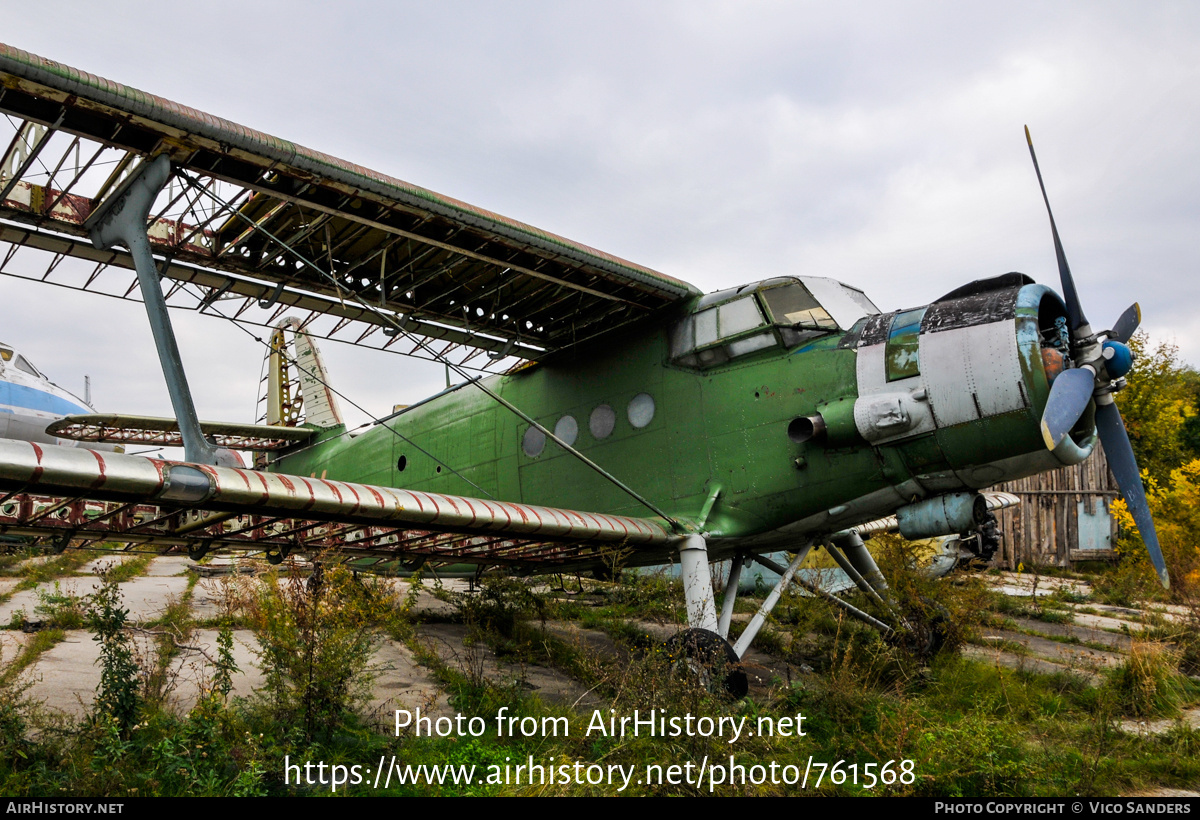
[249,563,391,741]
[87,573,140,734]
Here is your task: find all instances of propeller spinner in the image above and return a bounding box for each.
[1025,126,1167,588]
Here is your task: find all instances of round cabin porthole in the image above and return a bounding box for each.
[397,455,407,471]
[554,415,579,447]
[522,425,546,457]
[589,404,616,440]
[627,392,655,429]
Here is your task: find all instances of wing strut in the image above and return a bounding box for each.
[83,155,217,465]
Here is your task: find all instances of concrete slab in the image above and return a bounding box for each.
[14,555,52,571]
[992,585,1050,598]
[0,578,88,626]
[543,621,630,663]
[113,574,191,623]
[1126,789,1200,798]
[145,556,194,577]
[385,579,462,618]
[1006,616,1134,652]
[1084,602,1190,627]
[986,573,1092,598]
[977,628,1124,671]
[164,628,264,713]
[1118,708,1200,737]
[19,629,156,718]
[189,576,247,621]
[988,571,1094,595]
[1087,603,1145,619]
[963,644,1101,683]
[190,557,261,577]
[0,577,20,598]
[365,639,454,733]
[78,555,137,576]
[0,630,30,669]
[1068,610,1148,633]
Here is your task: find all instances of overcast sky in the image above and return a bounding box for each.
[2,2,1198,431]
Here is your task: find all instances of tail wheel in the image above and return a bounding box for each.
[663,628,749,699]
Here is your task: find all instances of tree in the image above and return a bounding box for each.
[1113,332,1200,484]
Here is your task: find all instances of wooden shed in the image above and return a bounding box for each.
[991,442,1120,568]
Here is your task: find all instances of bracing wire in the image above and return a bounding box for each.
[177,171,678,527]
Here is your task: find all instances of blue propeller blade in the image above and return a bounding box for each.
[1110,303,1141,344]
[1040,367,1096,450]
[1096,401,1169,588]
[1026,126,1088,335]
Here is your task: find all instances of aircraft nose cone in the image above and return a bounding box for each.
[1102,340,1133,379]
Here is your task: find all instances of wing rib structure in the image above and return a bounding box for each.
[0,43,698,370]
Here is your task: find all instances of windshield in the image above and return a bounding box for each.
[670,277,879,369]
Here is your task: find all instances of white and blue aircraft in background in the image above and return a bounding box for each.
[0,341,97,447]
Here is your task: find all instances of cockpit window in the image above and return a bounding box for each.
[671,296,770,368]
[0,347,11,362]
[13,355,40,377]
[670,277,879,369]
[760,283,838,331]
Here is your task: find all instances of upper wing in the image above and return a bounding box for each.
[0,44,699,369]
[0,440,674,569]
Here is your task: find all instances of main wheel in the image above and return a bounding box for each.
[663,628,749,699]
[891,597,954,659]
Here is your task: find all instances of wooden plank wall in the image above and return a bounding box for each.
[992,442,1119,568]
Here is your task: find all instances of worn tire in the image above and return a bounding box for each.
[663,628,749,699]
[894,597,954,659]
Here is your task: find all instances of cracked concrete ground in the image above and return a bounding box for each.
[2,554,1196,755]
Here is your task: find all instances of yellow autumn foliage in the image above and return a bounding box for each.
[1112,459,1200,596]
[1114,333,1200,484]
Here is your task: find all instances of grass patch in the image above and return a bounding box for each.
[10,551,93,590]
[1104,642,1196,718]
[89,554,153,584]
[1,556,1198,796]
[0,628,65,688]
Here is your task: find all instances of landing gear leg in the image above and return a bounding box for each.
[829,530,952,657]
[669,535,747,698]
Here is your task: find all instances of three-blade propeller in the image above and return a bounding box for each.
[1026,126,1167,588]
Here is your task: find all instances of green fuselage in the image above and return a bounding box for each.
[270,277,1081,563]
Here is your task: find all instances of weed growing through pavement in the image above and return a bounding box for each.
[248,559,394,742]
[87,569,141,736]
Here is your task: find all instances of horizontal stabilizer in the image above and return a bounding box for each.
[46,414,315,451]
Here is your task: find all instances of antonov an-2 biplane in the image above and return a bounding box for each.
[0,44,1165,693]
